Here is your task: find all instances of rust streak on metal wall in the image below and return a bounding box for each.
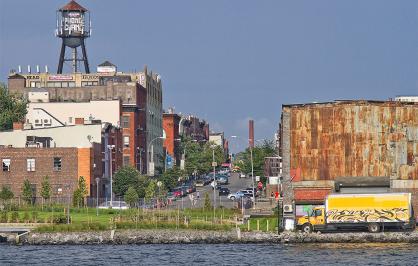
[282,101,418,181]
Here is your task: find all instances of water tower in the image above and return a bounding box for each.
[56,0,91,73]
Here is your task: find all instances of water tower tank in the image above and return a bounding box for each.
[56,0,91,73]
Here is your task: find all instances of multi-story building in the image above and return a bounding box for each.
[163,110,181,167]
[179,115,209,142]
[0,121,122,199]
[279,100,418,221]
[7,62,163,174]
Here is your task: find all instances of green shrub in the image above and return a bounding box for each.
[0,211,7,223]
[22,212,30,223]
[31,211,38,223]
[9,211,19,222]
[53,213,69,224]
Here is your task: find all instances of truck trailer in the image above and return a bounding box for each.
[297,193,416,233]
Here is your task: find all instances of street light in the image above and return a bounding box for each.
[147,136,166,176]
[96,177,100,216]
[230,136,265,208]
[107,144,115,207]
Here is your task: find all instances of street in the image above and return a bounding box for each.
[170,172,253,209]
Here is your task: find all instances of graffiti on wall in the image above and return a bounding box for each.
[326,208,409,223]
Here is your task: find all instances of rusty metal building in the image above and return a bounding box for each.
[279,100,418,219]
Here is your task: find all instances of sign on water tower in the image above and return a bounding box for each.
[56,0,91,74]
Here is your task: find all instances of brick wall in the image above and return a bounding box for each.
[0,147,79,198]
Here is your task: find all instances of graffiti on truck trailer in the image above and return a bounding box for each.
[326,208,409,223]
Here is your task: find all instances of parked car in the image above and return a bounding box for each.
[98,201,129,209]
[167,192,176,201]
[172,187,183,198]
[217,176,228,185]
[195,180,205,187]
[219,187,230,196]
[227,191,245,200]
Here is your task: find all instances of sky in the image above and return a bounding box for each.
[1,0,418,152]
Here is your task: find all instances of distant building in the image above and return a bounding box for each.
[163,111,181,167]
[0,122,122,199]
[395,96,418,103]
[7,62,163,174]
[179,115,209,142]
[209,132,229,157]
[264,156,281,178]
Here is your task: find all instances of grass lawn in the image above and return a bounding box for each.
[2,206,240,232]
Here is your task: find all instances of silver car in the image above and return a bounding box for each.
[98,201,129,209]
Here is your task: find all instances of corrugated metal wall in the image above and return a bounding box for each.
[285,101,418,181]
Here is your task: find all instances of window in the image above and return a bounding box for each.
[2,159,10,172]
[122,116,130,128]
[123,136,130,147]
[53,157,62,171]
[27,158,36,172]
[314,209,322,217]
[68,117,73,123]
[123,156,130,166]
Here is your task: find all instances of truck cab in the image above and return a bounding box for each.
[297,206,325,233]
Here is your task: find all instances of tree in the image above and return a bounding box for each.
[73,176,88,207]
[0,83,28,131]
[159,166,184,190]
[0,186,14,202]
[21,179,33,205]
[124,186,139,207]
[179,137,226,176]
[204,192,211,210]
[40,176,51,209]
[113,166,141,197]
[145,180,157,201]
[235,139,276,177]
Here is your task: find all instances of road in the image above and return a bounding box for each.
[170,172,253,209]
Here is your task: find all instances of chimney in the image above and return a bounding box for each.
[13,122,24,130]
[75,118,85,125]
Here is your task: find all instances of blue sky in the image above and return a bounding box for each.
[1,0,418,152]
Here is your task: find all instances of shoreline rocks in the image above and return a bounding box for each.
[4,230,418,245]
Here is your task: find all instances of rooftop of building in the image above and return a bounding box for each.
[282,99,418,108]
[59,0,87,12]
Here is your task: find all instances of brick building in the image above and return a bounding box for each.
[1,147,90,200]
[0,122,122,199]
[7,63,163,174]
[163,112,181,166]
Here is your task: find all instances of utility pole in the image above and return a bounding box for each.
[212,147,216,218]
[108,145,115,207]
[250,145,255,208]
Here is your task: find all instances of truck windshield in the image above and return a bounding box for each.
[315,209,322,216]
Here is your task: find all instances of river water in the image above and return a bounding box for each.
[1,243,417,265]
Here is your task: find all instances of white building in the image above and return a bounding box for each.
[395,96,418,103]
[0,124,103,148]
[26,100,121,129]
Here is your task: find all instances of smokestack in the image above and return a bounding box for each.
[249,120,254,148]
[27,65,31,73]
[36,65,40,73]
[45,65,49,73]
[18,65,22,73]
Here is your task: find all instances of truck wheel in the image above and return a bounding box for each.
[368,223,380,233]
[302,223,312,233]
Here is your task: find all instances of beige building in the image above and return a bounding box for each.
[26,100,121,129]
[0,124,103,148]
